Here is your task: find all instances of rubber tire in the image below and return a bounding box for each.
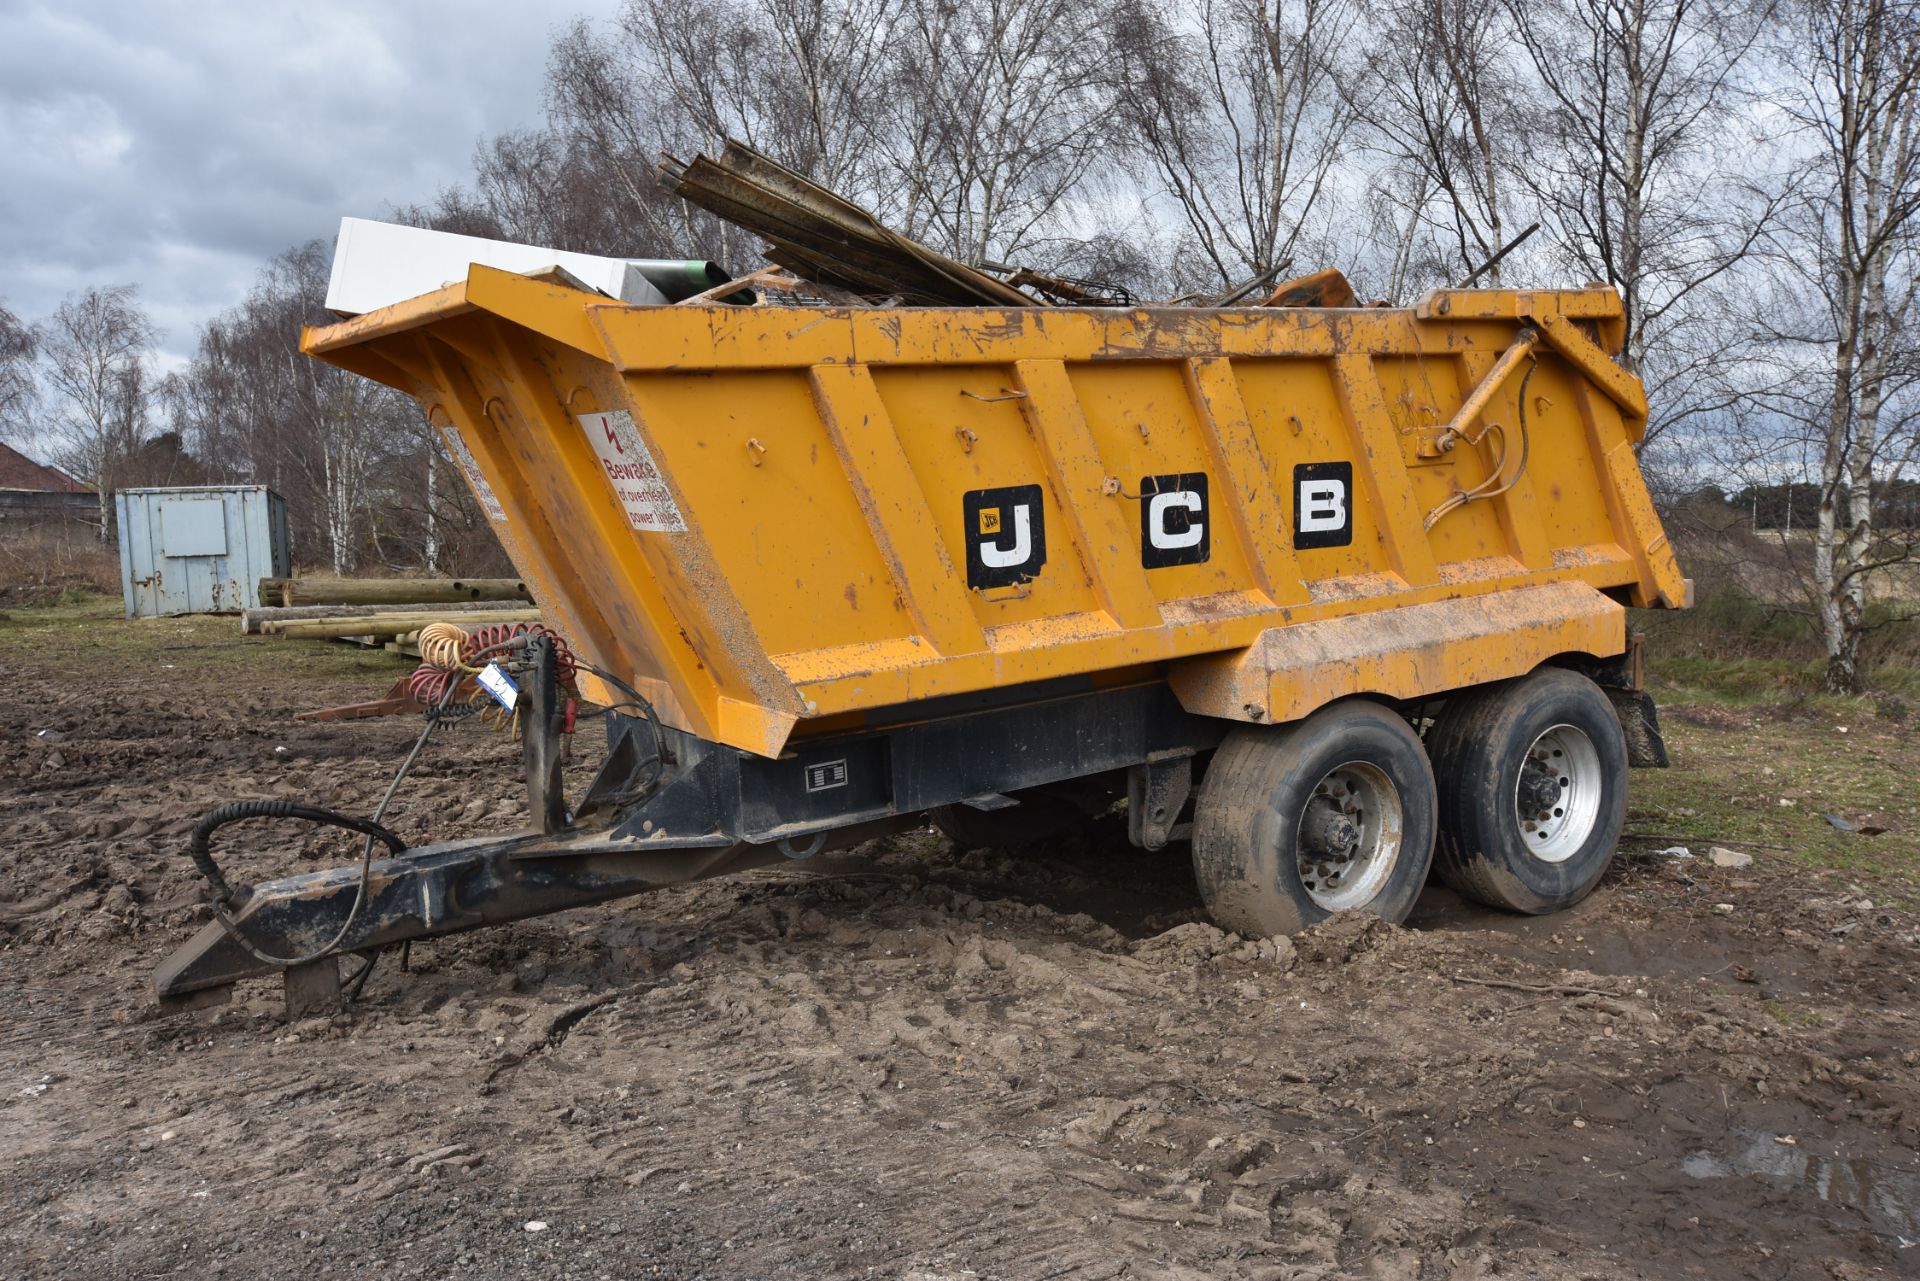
[1191,700,1437,937]
[1427,667,1627,914]
[933,789,1088,850]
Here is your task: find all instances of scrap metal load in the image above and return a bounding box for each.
[156,154,1687,1013]
[659,142,1036,306]
[655,141,1300,308]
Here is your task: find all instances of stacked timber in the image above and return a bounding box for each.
[256,577,530,607]
[246,581,542,658]
[255,608,541,640]
[239,599,531,636]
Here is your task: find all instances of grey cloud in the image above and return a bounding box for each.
[0,0,618,365]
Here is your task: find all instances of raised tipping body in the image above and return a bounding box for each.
[302,270,1685,758]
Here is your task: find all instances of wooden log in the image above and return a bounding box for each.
[257,577,531,606]
[259,614,537,641]
[241,599,531,635]
[265,609,541,640]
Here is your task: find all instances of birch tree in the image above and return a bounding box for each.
[1359,0,1521,291]
[1506,0,1776,450]
[37,286,158,542]
[547,0,899,263]
[884,0,1116,264]
[1790,0,1920,692]
[0,302,34,438]
[544,11,845,265]
[168,243,421,573]
[1107,0,1367,292]
[620,0,900,196]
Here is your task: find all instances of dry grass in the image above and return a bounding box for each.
[0,524,120,606]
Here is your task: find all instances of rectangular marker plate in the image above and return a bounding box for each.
[804,760,849,793]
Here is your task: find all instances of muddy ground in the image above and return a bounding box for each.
[3,605,1919,1280]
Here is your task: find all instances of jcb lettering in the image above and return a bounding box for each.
[1293,462,1354,549]
[1139,473,1210,568]
[964,485,1048,588]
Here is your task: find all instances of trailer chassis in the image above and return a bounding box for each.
[156,636,1665,1015]
[155,652,1225,1014]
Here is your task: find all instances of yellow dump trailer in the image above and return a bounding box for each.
[158,267,1686,1009]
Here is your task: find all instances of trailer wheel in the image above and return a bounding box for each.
[932,790,1088,850]
[1192,701,1436,936]
[1427,668,1627,914]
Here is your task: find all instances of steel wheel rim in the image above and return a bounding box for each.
[1515,724,1603,864]
[1295,761,1403,911]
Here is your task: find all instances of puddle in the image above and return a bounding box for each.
[1683,1131,1920,1243]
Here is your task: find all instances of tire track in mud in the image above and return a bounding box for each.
[452,887,1564,1277]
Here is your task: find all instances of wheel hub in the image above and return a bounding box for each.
[1514,724,1604,864]
[1295,762,1404,911]
[1518,762,1563,816]
[1300,799,1360,856]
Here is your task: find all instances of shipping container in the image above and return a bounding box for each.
[116,485,291,617]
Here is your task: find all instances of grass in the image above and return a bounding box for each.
[1626,651,1920,894]
[1630,585,1920,889]
[1632,589,1920,678]
[1627,587,1920,892]
[0,591,409,684]
[1763,999,1827,1028]
[1649,654,1920,704]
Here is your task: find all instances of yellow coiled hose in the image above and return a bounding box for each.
[417,621,474,672]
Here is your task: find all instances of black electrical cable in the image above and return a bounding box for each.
[578,700,651,721]
[574,661,670,801]
[184,635,527,971]
[574,663,664,744]
[187,801,405,906]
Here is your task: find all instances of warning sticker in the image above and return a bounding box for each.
[444,426,506,523]
[578,410,687,533]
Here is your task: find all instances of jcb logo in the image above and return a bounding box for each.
[964,485,1047,588]
[962,462,1350,589]
[1139,473,1209,568]
[1294,462,1353,549]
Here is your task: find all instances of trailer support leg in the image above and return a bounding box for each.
[283,956,342,1019]
[1129,755,1193,850]
[522,637,567,834]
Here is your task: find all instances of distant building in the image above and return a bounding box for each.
[0,442,94,528]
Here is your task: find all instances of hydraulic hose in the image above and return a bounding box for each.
[187,799,407,908]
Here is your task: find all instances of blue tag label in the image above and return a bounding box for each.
[477,661,519,711]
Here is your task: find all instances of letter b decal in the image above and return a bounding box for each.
[1293,462,1353,549]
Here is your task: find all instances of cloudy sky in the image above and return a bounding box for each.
[0,0,619,367]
